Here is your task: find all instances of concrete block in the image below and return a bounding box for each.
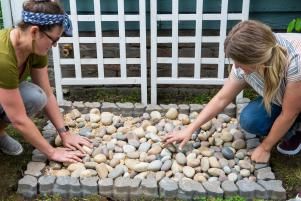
[113,177,131,201]
[221,180,238,198]
[25,161,46,177]
[254,167,275,180]
[189,104,203,113]
[31,149,47,162]
[178,178,195,200]
[80,176,99,197]
[133,103,146,117]
[141,177,159,198]
[99,178,114,198]
[159,177,178,198]
[257,180,286,201]
[73,101,88,113]
[38,175,56,196]
[178,104,189,114]
[236,179,267,200]
[116,102,134,116]
[202,181,223,197]
[58,100,73,114]
[17,175,38,199]
[101,102,120,114]
[53,176,71,198]
[146,104,163,113]
[128,178,142,200]
[223,103,236,117]
[69,177,82,198]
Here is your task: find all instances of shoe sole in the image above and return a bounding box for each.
[1,146,23,156]
[277,143,301,155]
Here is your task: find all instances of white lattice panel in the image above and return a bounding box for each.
[150,0,250,104]
[53,0,147,104]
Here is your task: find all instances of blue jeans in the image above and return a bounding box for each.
[240,96,300,139]
[0,82,47,123]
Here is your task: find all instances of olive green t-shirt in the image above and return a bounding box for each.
[0,29,48,89]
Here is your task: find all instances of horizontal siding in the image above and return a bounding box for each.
[61,0,301,30]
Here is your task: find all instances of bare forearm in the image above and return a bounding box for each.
[12,117,54,157]
[44,94,65,130]
[262,113,298,151]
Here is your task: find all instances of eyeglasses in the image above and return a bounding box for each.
[40,30,60,46]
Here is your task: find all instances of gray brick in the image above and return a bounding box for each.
[178,104,189,114]
[84,101,101,110]
[178,178,196,200]
[190,180,206,199]
[254,167,275,180]
[133,103,146,117]
[160,104,170,114]
[32,149,47,162]
[80,176,99,197]
[17,175,38,199]
[38,176,56,196]
[58,100,73,114]
[141,177,159,198]
[101,102,120,114]
[69,177,81,198]
[189,104,203,113]
[73,101,88,113]
[128,178,142,200]
[236,98,250,104]
[53,176,71,198]
[25,161,46,177]
[116,102,134,116]
[221,180,238,198]
[159,177,178,198]
[146,104,163,113]
[113,177,131,201]
[202,181,223,197]
[99,178,114,197]
[257,180,286,201]
[236,179,267,200]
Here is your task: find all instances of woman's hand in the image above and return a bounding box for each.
[48,147,85,163]
[251,144,271,163]
[61,133,93,153]
[163,128,192,150]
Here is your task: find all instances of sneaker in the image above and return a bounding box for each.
[296,192,301,201]
[0,134,23,155]
[277,131,301,155]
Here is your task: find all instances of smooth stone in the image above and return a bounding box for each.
[183,166,195,178]
[222,147,235,160]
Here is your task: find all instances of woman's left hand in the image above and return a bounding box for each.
[251,144,271,163]
[61,133,93,153]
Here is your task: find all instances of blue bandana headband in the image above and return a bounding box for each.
[22,10,72,36]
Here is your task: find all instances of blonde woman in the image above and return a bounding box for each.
[164,20,301,163]
[0,0,92,163]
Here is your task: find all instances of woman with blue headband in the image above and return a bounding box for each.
[0,0,92,163]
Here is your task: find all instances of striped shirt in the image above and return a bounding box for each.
[231,33,301,106]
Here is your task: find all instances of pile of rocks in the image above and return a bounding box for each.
[17,101,286,200]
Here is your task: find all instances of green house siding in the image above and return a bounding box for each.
[61,0,301,31]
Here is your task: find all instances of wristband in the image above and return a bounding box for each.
[57,126,69,134]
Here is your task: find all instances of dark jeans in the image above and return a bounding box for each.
[240,96,300,139]
[0,81,47,123]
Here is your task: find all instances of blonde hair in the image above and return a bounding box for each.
[224,20,288,114]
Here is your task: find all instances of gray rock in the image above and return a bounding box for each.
[222,147,235,160]
[79,127,93,137]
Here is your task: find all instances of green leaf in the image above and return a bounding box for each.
[287,19,296,32]
[295,18,301,32]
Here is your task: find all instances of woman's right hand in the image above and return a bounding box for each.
[48,147,86,163]
[163,128,192,150]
